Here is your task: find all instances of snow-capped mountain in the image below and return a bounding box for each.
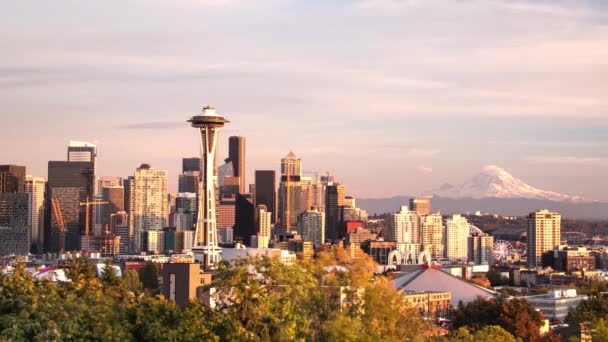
[433,165,586,202]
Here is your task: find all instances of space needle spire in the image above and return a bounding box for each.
[188,106,229,270]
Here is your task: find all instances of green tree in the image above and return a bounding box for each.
[65,257,96,282]
[123,268,143,293]
[448,325,519,342]
[487,268,509,287]
[592,318,608,342]
[100,259,121,288]
[139,261,160,293]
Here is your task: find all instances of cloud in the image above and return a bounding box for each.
[527,156,603,165]
[117,121,186,130]
[406,148,441,157]
[417,165,433,173]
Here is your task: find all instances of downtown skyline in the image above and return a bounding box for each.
[1,0,607,200]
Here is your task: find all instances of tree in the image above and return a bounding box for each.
[448,325,518,342]
[123,268,142,293]
[592,319,608,342]
[487,268,509,287]
[65,257,96,282]
[139,261,160,293]
[100,259,121,288]
[453,297,544,340]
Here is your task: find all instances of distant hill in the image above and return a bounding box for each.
[357,196,608,220]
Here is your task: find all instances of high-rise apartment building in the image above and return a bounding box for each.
[257,205,272,238]
[278,151,302,232]
[218,196,236,229]
[0,193,30,255]
[46,161,94,252]
[445,214,469,262]
[325,183,345,242]
[410,197,431,216]
[228,136,246,194]
[469,233,494,265]
[297,208,325,246]
[255,170,276,223]
[420,214,444,259]
[0,165,26,193]
[386,206,419,244]
[129,164,168,253]
[527,209,561,268]
[25,175,45,252]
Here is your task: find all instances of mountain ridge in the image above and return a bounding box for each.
[430,165,587,203]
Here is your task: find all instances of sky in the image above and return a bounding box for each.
[1,0,607,200]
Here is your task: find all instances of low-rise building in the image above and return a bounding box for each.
[403,291,451,318]
[523,289,588,322]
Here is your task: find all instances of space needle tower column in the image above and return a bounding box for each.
[188,106,229,270]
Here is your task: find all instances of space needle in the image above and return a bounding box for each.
[188,106,229,270]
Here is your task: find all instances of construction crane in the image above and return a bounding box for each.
[51,197,66,253]
[80,197,109,237]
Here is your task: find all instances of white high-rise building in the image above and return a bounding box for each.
[527,209,561,268]
[445,214,470,262]
[386,206,420,244]
[421,214,444,259]
[25,175,45,252]
[129,164,168,253]
[189,106,228,270]
[258,205,272,238]
[297,209,325,246]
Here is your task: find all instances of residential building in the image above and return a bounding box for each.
[527,210,561,268]
[386,206,419,244]
[297,208,325,246]
[129,164,168,253]
[468,233,494,265]
[420,214,444,259]
[445,214,469,262]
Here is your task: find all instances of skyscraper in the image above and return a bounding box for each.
[46,161,94,252]
[0,192,30,255]
[129,164,168,253]
[189,106,228,270]
[325,183,345,242]
[527,209,561,268]
[234,193,255,245]
[182,158,201,173]
[410,198,431,216]
[178,171,200,193]
[278,151,302,232]
[445,214,469,262]
[0,165,26,193]
[228,136,246,194]
[175,193,197,230]
[255,170,276,223]
[421,214,444,260]
[67,141,97,193]
[101,186,124,233]
[25,175,45,252]
[297,208,325,246]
